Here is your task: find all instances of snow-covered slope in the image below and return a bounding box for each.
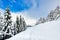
[7,21,60,40]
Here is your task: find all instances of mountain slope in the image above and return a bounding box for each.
[7,21,60,40]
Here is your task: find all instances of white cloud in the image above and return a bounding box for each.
[25,0,42,19]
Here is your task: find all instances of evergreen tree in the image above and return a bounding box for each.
[16,16,20,33]
[35,18,46,25]
[14,23,17,35]
[15,15,26,33]
[47,10,54,21]
[2,8,12,33]
[22,18,26,31]
[19,16,26,31]
[19,15,22,32]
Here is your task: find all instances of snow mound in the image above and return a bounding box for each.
[7,21,60,40]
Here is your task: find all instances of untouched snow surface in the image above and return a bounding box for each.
[7,21,60,40]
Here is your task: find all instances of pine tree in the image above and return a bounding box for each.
[35,18,46,25]
[22,18,26,31]
[47,10,54,21]
[14,23,17,35]
[2,8,12,33]
[19,15,22,32]
[19,16,26,32]
[16,16,20,33]
[15,15,26,33]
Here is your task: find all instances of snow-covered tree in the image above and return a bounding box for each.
[16,16,20,33]
[13,23,18,35]
[10,22,17,35]
[22,17,26,31]
[54,6,60,20]
[2,8,12,34]
[47,10,55,21]
[15,15,26,33]
[0,8,13,40]
[19,16,26,32]
[19,15,22,32]
[0,12,4,30]
[36,18,46,25]
[47,6,60,21]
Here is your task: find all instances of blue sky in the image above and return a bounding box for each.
[0,0,60,25]
[0,0,60,18]
[0,0,33,12]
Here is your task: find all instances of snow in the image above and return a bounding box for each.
[7,21,60,40]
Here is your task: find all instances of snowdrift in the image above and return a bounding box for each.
[7,21,60,40]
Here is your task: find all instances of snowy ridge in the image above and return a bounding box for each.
[7,20,60,40]
[36,6,60,25]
